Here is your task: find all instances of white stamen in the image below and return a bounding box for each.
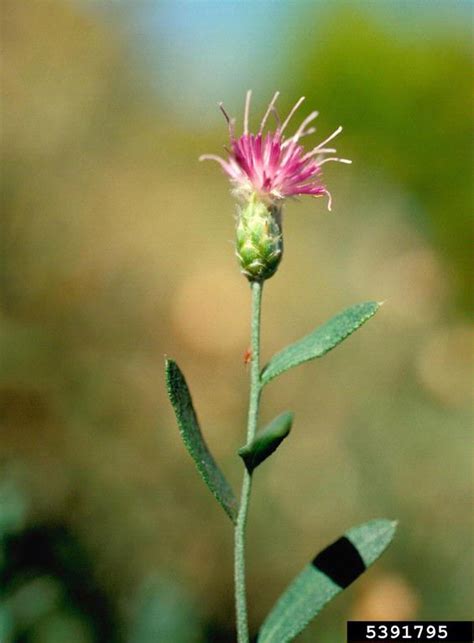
[281,111,318,163]
[280,96,305,134]
[316,125,343,149]
[303,126,316,137]
[199,154,228,168]
[244,90,252,135]
[302,126,344,161]
[289,111,319,143]
[318,157,352,166]
[260,91,280,133]
[281,126,316,148]
[322,189,333,211]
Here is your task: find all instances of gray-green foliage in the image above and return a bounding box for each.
[165,298,395,640]
[261,301,380,386]
[165,359,238,523]
[258,519,397,643]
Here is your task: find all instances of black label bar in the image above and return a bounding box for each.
[347,621,473,642]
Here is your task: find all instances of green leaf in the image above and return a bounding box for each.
[261,301,380,386]
[238,412,293,473]
[165,359,238,523]
[258,519,397,643]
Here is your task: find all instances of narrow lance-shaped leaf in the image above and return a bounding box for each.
[258,519,397,643]
[261,301,380,386]
[238,412,293,473]
[165,359,238,523]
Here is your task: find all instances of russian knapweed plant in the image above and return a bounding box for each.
[165,91,397,643]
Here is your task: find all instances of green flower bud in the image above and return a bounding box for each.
[235,198,283,282]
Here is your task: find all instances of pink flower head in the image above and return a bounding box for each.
[200,91,351,210]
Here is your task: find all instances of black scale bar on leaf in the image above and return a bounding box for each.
[312,536,366,588]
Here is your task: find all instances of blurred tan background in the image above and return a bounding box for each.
[0,1,472,641]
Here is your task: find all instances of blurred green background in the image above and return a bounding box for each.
[1,1,473,641]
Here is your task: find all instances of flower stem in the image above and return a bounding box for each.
[234,280,263,643]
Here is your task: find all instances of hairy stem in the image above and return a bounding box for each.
[234,280,263,643]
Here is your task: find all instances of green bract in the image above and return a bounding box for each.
[236,198,283,281]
